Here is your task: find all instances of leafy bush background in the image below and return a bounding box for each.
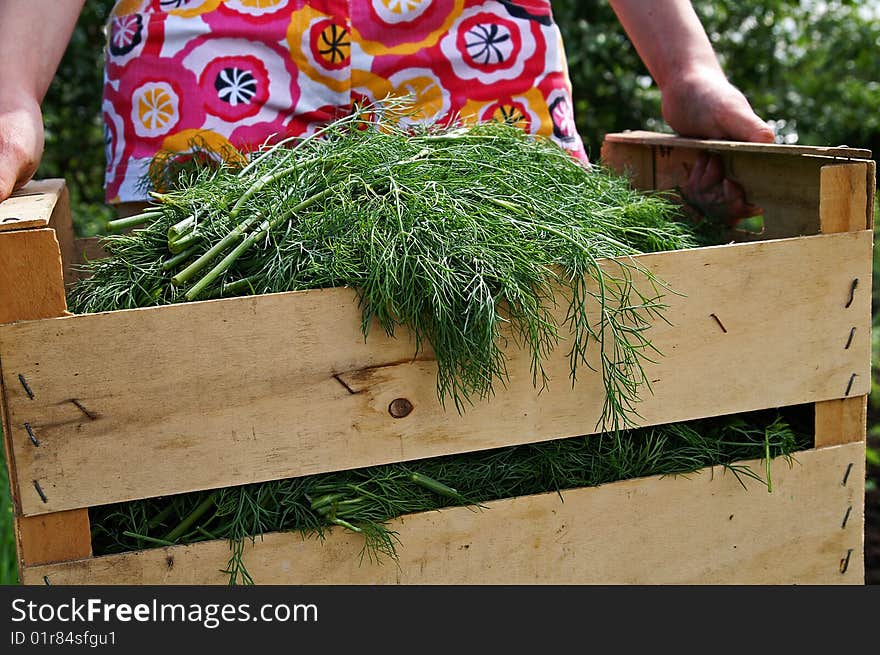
[2,0,878,584]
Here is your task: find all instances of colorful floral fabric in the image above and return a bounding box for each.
[103,0,587,203]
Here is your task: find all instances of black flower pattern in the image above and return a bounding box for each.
[318,23,350,65]
[465,23,511,65]
[109,14,143,57]
[214,67,259,107]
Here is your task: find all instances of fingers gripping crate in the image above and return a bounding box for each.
[0,134,874,584]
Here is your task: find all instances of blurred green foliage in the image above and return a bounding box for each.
[555,0,880,157]
[36,0,114,236]
[3,0,878,585]
[0,427,13,585]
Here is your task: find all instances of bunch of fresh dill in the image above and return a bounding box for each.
[89,410,809,585]
[69,103,695,426]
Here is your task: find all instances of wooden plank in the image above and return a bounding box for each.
[16,508,92,566]
[23,443,864,585]
[653,148,832,240]
[0,179,66,233]
[815,162,872,448]
[0,229,69,324]
[819,162,870,232]
[599,141,654,189]
[0,231,872,516]
[604,131,872,160]
[46,183,79,287]
[0,226,92,571]
[815,397,867,447]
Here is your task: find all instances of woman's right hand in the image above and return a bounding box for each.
[0,92,45,203]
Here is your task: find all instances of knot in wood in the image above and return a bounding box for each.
[388,398,414,419]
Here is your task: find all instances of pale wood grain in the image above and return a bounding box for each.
[604,140,854,241]
[0,225,91,572]
[23,443,864,585]
[599,141,654,189]
[815,397,867,448]
[0,180,66,233]
[0,229,68,325]
[1,231,872,516]
[813,163,871,450]
[819,163,870,233]
[17,509,92,566]
[604,131,872,160]
[46,184,79,287]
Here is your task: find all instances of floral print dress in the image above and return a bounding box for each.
[103,0,587,203]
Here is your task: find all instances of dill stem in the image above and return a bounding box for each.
[168,215,196,242]
[168,231,201,254]
[147,502,178,530]
[163,494,216,543]
[409,472,463,500]
[162,245,200,271]
[331,518,362,533]
[171,216,260,286]
[220,275,261,296]
[107,211,162,232]
[184,186,337,299]
[228,169,293,220]
[122,531,176,548]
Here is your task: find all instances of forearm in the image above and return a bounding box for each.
[608,0,723,89]
[0,0,85,101]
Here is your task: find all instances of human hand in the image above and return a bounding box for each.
[661,68,769,225]
[660,67,774,144]
[680,152,760,226]
[0,93,45,202]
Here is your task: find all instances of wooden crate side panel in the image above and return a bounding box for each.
[815,397,867,447]
[598,141,654,190]
[1,232,872,516]
[654,148,830,241]
[0,228,70,510]
[0,226,91,573]
[0,180,66,233]
[602,138,849,242]
[0,229,69,324]
[23,443,864,585]
[46,185,79,288]
[17,509,92,566]
[819,162,870,233]
[603,131,873,160]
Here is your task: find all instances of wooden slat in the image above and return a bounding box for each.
[0,231,871,516]
[0,179,66,233]
[604,131,872,160]
[815,397,867,447]
[46,183,79,287]
[599,140,654,189]
[819,163,870,232]
[814,162,871,450]
[23,443,864,585]
[655,148,835,240]
[16,508,92,566]
[603,141,847,241]
[0,229,69,324]
[0,226,91,571]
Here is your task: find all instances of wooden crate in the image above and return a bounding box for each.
[0,133,873,584]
